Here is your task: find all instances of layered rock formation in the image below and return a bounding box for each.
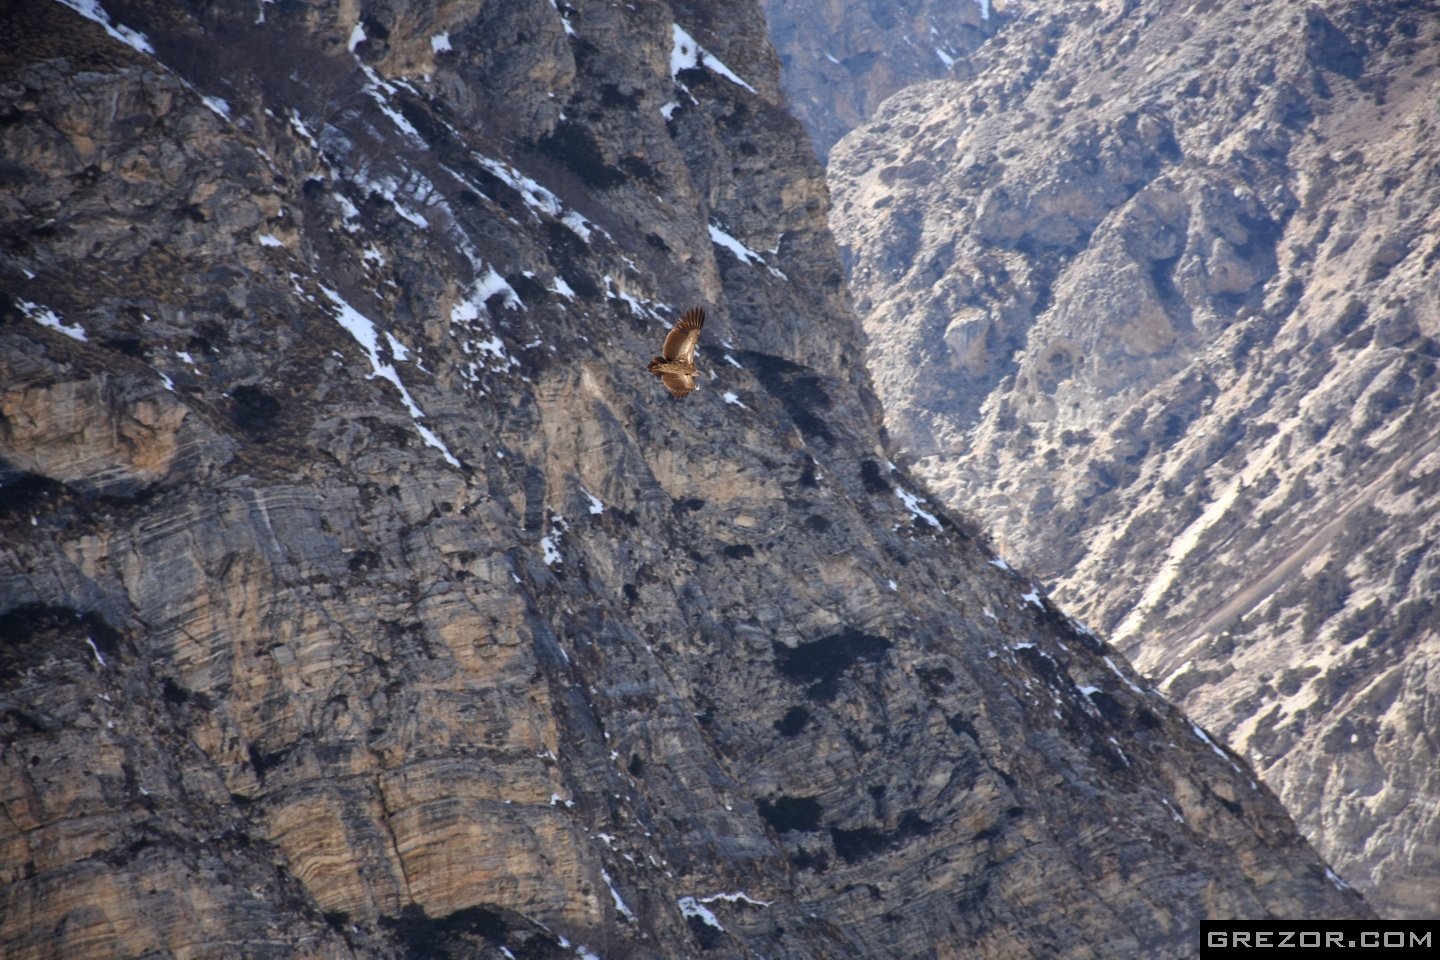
[829,0,1440,918]
[760,0,996,160]
[2,1,1370,958]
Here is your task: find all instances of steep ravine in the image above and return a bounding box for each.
[2,1,1370,958]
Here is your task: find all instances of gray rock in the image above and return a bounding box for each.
[2,1,1369,957]
[829,0,1440,919]
[761,0,996,160]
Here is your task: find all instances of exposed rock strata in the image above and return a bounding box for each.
[829,0,1440,918]
[2,1,1369,957]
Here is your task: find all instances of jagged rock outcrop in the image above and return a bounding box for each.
[828,0,1440,919]
[2,1,1370,958]
[760,0,996,161]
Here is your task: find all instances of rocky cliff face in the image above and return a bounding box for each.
[760,0,996,161]
[1,1,1370,958]
[828,0,1440,919]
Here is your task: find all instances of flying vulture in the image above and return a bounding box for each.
[647,306,705,398]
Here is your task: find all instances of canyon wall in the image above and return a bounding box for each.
[1,1,1371,957]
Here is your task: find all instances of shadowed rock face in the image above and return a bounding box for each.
[760,0,997,161]
[1,2,1368,958]
[829,0,1440,919]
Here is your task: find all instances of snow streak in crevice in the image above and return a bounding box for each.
[466,153,603,241]
[895,486,943,530]
[53,0,154,55]
[665,23,758,118]
[549,0,578,38]
[670,24,757,93]
[318,283,460,467]
[708,222,787,279]
[20,298,88,342]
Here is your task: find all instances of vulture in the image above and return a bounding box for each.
[647,306,705,398]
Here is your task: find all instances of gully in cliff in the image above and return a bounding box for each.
[648,306,706,398]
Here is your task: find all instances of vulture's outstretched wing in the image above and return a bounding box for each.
[660,372,697,398]
[661,307,705,363]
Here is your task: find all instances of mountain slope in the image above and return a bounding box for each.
[1,1,1369,957]
[828,0,1440,918]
